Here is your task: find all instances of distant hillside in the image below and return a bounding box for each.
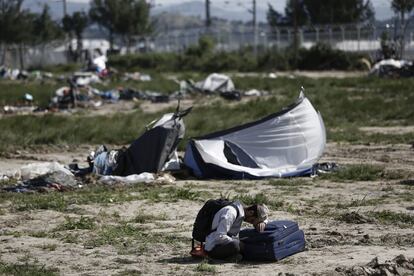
[23,0,89,19]
[153,1,268,23]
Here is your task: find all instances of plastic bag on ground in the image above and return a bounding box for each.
[100,172,155,185]
[19,162,74,181]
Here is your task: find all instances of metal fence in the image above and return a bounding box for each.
[151,24,414,59]
[3,23,414,68]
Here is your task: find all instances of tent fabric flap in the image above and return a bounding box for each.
[184,93,326,179]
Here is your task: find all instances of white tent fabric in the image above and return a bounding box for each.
[195,73,235,93]
[370,59,412,75]
[188,93,326,178]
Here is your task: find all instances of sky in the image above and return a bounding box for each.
[35,0,396,20]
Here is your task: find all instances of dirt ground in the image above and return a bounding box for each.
[0,138,414,275]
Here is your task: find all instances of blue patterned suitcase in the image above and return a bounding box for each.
[239,220,306,261]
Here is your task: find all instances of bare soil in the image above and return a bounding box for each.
[0,141,414,275]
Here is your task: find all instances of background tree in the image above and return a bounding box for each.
[284,0,310,26]
[62,11,89,62]
[304,0,374,25]
[33,5,62,46]
[0,0,37,68]
[90,0,152,54]
[113,0,152,53]
[33,4,63,63]
[267,0,374,29]
[392,0,414,58]
[89,0,120,52]
[267,4,285,30]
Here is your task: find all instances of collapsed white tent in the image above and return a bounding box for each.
[184,92,326,179]
[194,73,235,93]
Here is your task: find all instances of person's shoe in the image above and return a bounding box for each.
[190,245,208,258]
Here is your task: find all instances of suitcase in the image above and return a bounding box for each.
[239,220,306,261]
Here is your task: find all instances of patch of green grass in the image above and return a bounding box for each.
[2,230,22,237]
[0,179,18,188]
[131,211,167,223]
[85,222,147,248]
[267,179,312,186]
[368,210,414,225]
[0,261,59,276]
[166,187,201,201]
[195,261,216,273]
[138,187,201,202]
[56,216,96,231]
[2,184,202,212]
[35,244,57,251]
[113,258,136,264]
[50,232,80,244]
[320,164,384,182]
[13,194,68,212]
[115,269,142,276]
[85,221,187,251]
[232,192,283,209]
[0,81,61,108]
[1,76,414,152]
[333,196,388,209]
[29,232,48,238]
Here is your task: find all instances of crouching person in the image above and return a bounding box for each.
[191,199,269,260]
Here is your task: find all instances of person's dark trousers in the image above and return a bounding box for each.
[206,240,240,260]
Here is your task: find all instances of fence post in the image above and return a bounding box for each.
[276,29,280,50]
[287,29,291,45]
[299,29,304,47]
[175,34,179,52]
[329,27,333,46]
[315,27,319,42]
[262,31,268,49]
[341,26,345,50]
[357,25,361,52]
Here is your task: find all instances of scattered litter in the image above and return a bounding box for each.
[2,162,78,193]
[24,93,34,102]
[194,73,235,93]
[19,162,74,181]
[220,90,241,101]
[370,59,414,78]
[100,172,155,185]
[268,72,277,79]
[244,89,266,97]
[123,72,152,82]
[311,162,339,176]
[3,105,37,114]
[73,72,101,86]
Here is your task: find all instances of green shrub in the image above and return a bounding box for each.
[107,42,366,72]
[297,43,364,70]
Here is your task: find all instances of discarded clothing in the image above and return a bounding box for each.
[93,150,119,175]
[3,170,78,193]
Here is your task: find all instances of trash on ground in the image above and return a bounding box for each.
[369,59,414,78]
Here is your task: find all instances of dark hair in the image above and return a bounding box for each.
[245,205,259,218]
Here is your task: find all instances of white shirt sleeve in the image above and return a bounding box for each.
[204,207,239,251]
